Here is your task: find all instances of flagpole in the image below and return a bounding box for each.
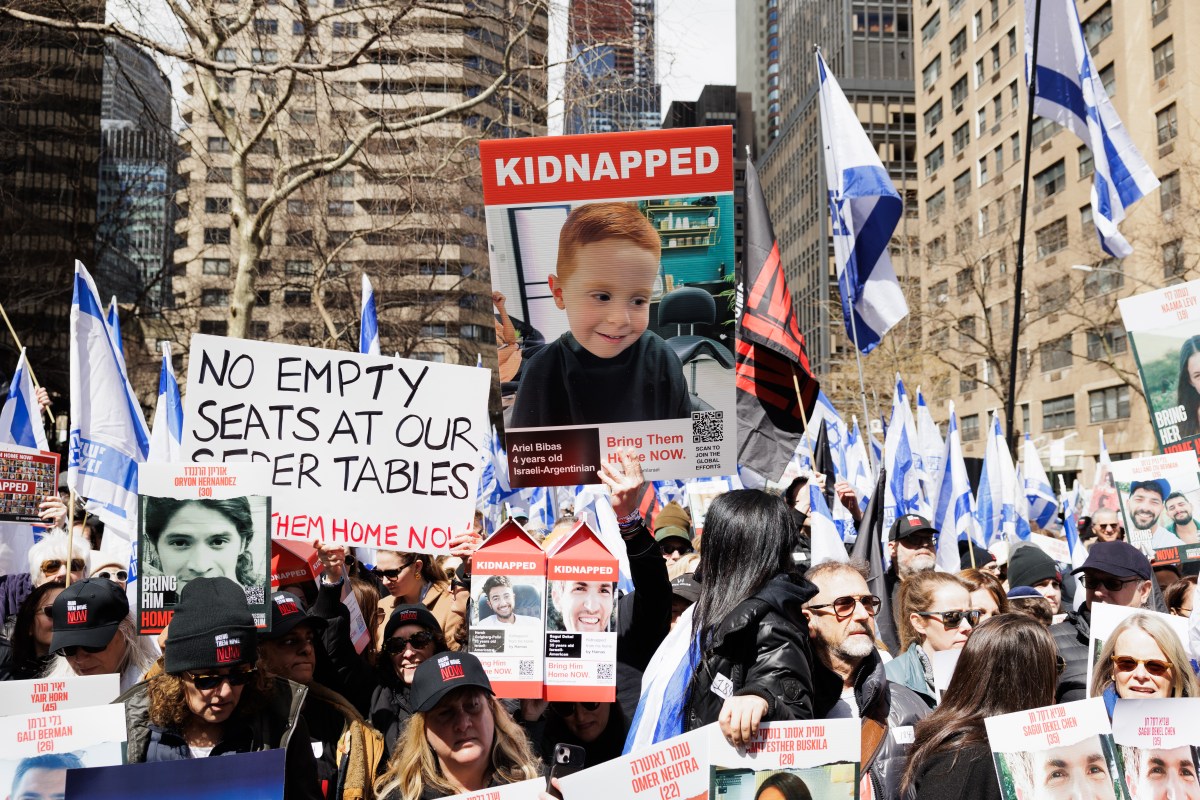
[789,365,811,432]
[0,301,55,424]
[1006,0,1043,453]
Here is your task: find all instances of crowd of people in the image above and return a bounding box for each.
[0,449,1196,800]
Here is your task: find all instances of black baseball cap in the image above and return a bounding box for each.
[889,514,938,542]
[409,651,493,713]
[670,573,700,603]
[1070,541,1152,581]
[50,578,128,653]
[259,590,326,641]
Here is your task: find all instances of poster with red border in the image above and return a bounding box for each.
[0,445,59,524]
[469,520,546,698]
[480,127,738,487]
[544,520,617,702]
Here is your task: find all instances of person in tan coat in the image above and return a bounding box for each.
[372,550,464,650]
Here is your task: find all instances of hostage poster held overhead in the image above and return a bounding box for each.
[1107,453,1200,557]
[0,445,59,524]
[480,127,737,487]
[181,334,490,555]
[1119,279,1200,456]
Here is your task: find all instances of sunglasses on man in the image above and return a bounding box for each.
[806,595,883,620]
[1082,574,1140,592]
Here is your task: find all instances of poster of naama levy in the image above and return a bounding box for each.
[480,127,737,487]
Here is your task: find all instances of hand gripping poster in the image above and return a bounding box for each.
[1119,280,1200,457]
[985,698,1129,800]
[479,127,738,487]
[1107,453,1200,557]
[136,462,273,633]
[708,719,861,800]
[1111,698,1200,800]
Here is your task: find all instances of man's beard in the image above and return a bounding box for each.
[1131,510,1158,531]
[835,629,877,661]
[1173,512,1193,526]
[898,553,936,579]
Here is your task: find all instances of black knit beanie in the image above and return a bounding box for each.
[1007,545,1060,590]
[165,576,257,674]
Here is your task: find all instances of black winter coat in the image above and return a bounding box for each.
[684,573,818,730]
[909,743,1002,800]
[614,525,671,724]
[813,649,929,800]
[1051,606,1090,703]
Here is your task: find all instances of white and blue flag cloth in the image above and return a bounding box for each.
[914,390,944,509]
[809,482,850,567]
[846,417,874,505]
[69,261,150,533]
[624,604,700,753]
[106,296,124,358]
[816,48,909,353]
[1,349,48,451]
[1026,0,1158,258]
[147,341,184,463]
[933,402,983,571]
[976,411,1020,546]
[360,272,381,355]
[1022,433,1059,530]
[883,376,929,528]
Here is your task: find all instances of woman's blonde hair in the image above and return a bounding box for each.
[1089,612,1199,699]
[896,572,971,651]
[42,614,159,684]
[667,553,700,580]
[374,689,541,798]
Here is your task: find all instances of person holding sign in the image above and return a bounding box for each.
[44,578,158,691]
[374,651,541,799]
[372,549,463,653]
[1089,613,1198,713]
[508,202,691,428]
[119,576,321,800]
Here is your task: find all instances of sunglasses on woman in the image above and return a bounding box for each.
[915,609,982,628]
[1111,655,1172,677]
[184,666,258,690]
[371,560,415,580]
[40,559,85,575]
[382,631,434,653]
[94,569,129,582]
[57,644,108,657]
[807,595,882,620]
[551,701,601,718]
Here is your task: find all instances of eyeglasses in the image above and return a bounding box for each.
[372,561,414,580]
[915,609,982,628]
[659,542,693,557]
[57,644,107,657]
[184,666,257,691]
[40,607,56,620]
[1094,523,1120,530]
[551,701,601,718]
[40,559,85,575]
[807,595,883,620]
[94,570,128,582]
[1111,655,1172,677]
[899,535,937,550]
[382,631,434,653]
[1082,574,1140,592]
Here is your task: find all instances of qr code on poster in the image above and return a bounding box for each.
[692,411,723,443]
[597,663,613,681]
[244,585,265,605]
[518,660,535,677]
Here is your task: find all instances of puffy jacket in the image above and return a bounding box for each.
[1050,606,1090,703]
[119,675,322,800]
[814,649,930,800]
[684,572,818,730]
[884,644,936,709]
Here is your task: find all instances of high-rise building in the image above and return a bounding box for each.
[737,0,918,402]
[564,0,660,134]
[171,3,548,367]
[913,0,1190,481]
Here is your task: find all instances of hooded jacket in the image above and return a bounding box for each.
[118,675,322,800]
[813,649,930,800]
[684,573,818,730]
[884,644,937,708]
[1050,606,1091,703]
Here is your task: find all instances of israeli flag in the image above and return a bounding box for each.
[883,377,928,527]
[933,402,983,571]
[1060,492,1088,611]
[1,349,48,451]
[976,411,1020,546]
[846,417,873,505]
[915,390,944,507]
[1026,0,1159,258]
[360,272,381,356]
[816,49,909,353]
[147,341,184,463]
[1022,434,1059,530]
[106,296,124,358]
[69,261,150,533]
[809,482,850,567]
[624,604,700,752]
[810,391,848,480]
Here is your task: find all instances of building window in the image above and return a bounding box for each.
[1008,27,1017,57]
[281,322,312,338]
[956,267,973,296]
[283,290,311,306]
[412,352,446,363]
[1036,218,1068,258]
[978,155,989,186]
[954,170,971,201]
[1082,2,1112,52]
[1156,103,1177,145]
[216,48,236,62]
[202,258,230,275]
[951,76,968,108]
[1086,324,1127,360]
[1089,386,1130,423]
[957,316,976,347]
[922,55,942,89]
[950,28,967,60]
[201,289,228,307]
[199,320,228,335]
[285,260,313,276]
[1099,62,1116,96]
[1153,37,1175,79]
[1163,239,1185,278]
[1078,146,1094,179]
[925,144,945,176]
[251,48,278,63]
[976,107,987,137]
[253,18,277,34]
[959,365,978,394]
[331,21,358,36]
[250,321,270,338]
[924,100,943,133]
[204,227,231,245]
[1161,170,1181,211]
[207,137,230,153]
[1043,395,1076,430]
[329,171,355,187]
[327,201,355,216]
[922,11,941,44]
[1083,258,1123,297]
[1040,336,1073,372]
[1039,280,1068,313]
[928,234,947,260]
[952,123,970,155]
[1080,204,1093,231]
[1011,132,1020,162]
[287,199,310,215]
[1034,160,1066,202]
[961,414,981,442]
[420,324,448,337]
[1030,116,1058,147]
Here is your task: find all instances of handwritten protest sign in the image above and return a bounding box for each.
[480,128,737,487]
[1119,279,1200,457]
[66,748,284,800]
[1108,453,1200,557]
[559,725,708,800]
[0,704,126,796]
[0,675,119,716]
[0,445,59,524]
[136,462,272,633]
[707,720,860,800]
[1112,698,1199,800]
[1086,605,1189,698]
[985,698,1127,800]
[181,334,489,555]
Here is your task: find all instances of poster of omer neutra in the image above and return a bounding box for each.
[480,127,738,487]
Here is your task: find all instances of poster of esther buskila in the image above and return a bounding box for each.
[709,719,861,800]
[480,127,738,486]
[136,462,272,633]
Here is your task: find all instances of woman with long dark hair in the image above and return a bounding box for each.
[1176,335,1200,440]
[684,489,816,747]
[0,581,64,680]
[900,615,1059,800]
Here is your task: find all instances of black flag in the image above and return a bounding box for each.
[850,467,895,653]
